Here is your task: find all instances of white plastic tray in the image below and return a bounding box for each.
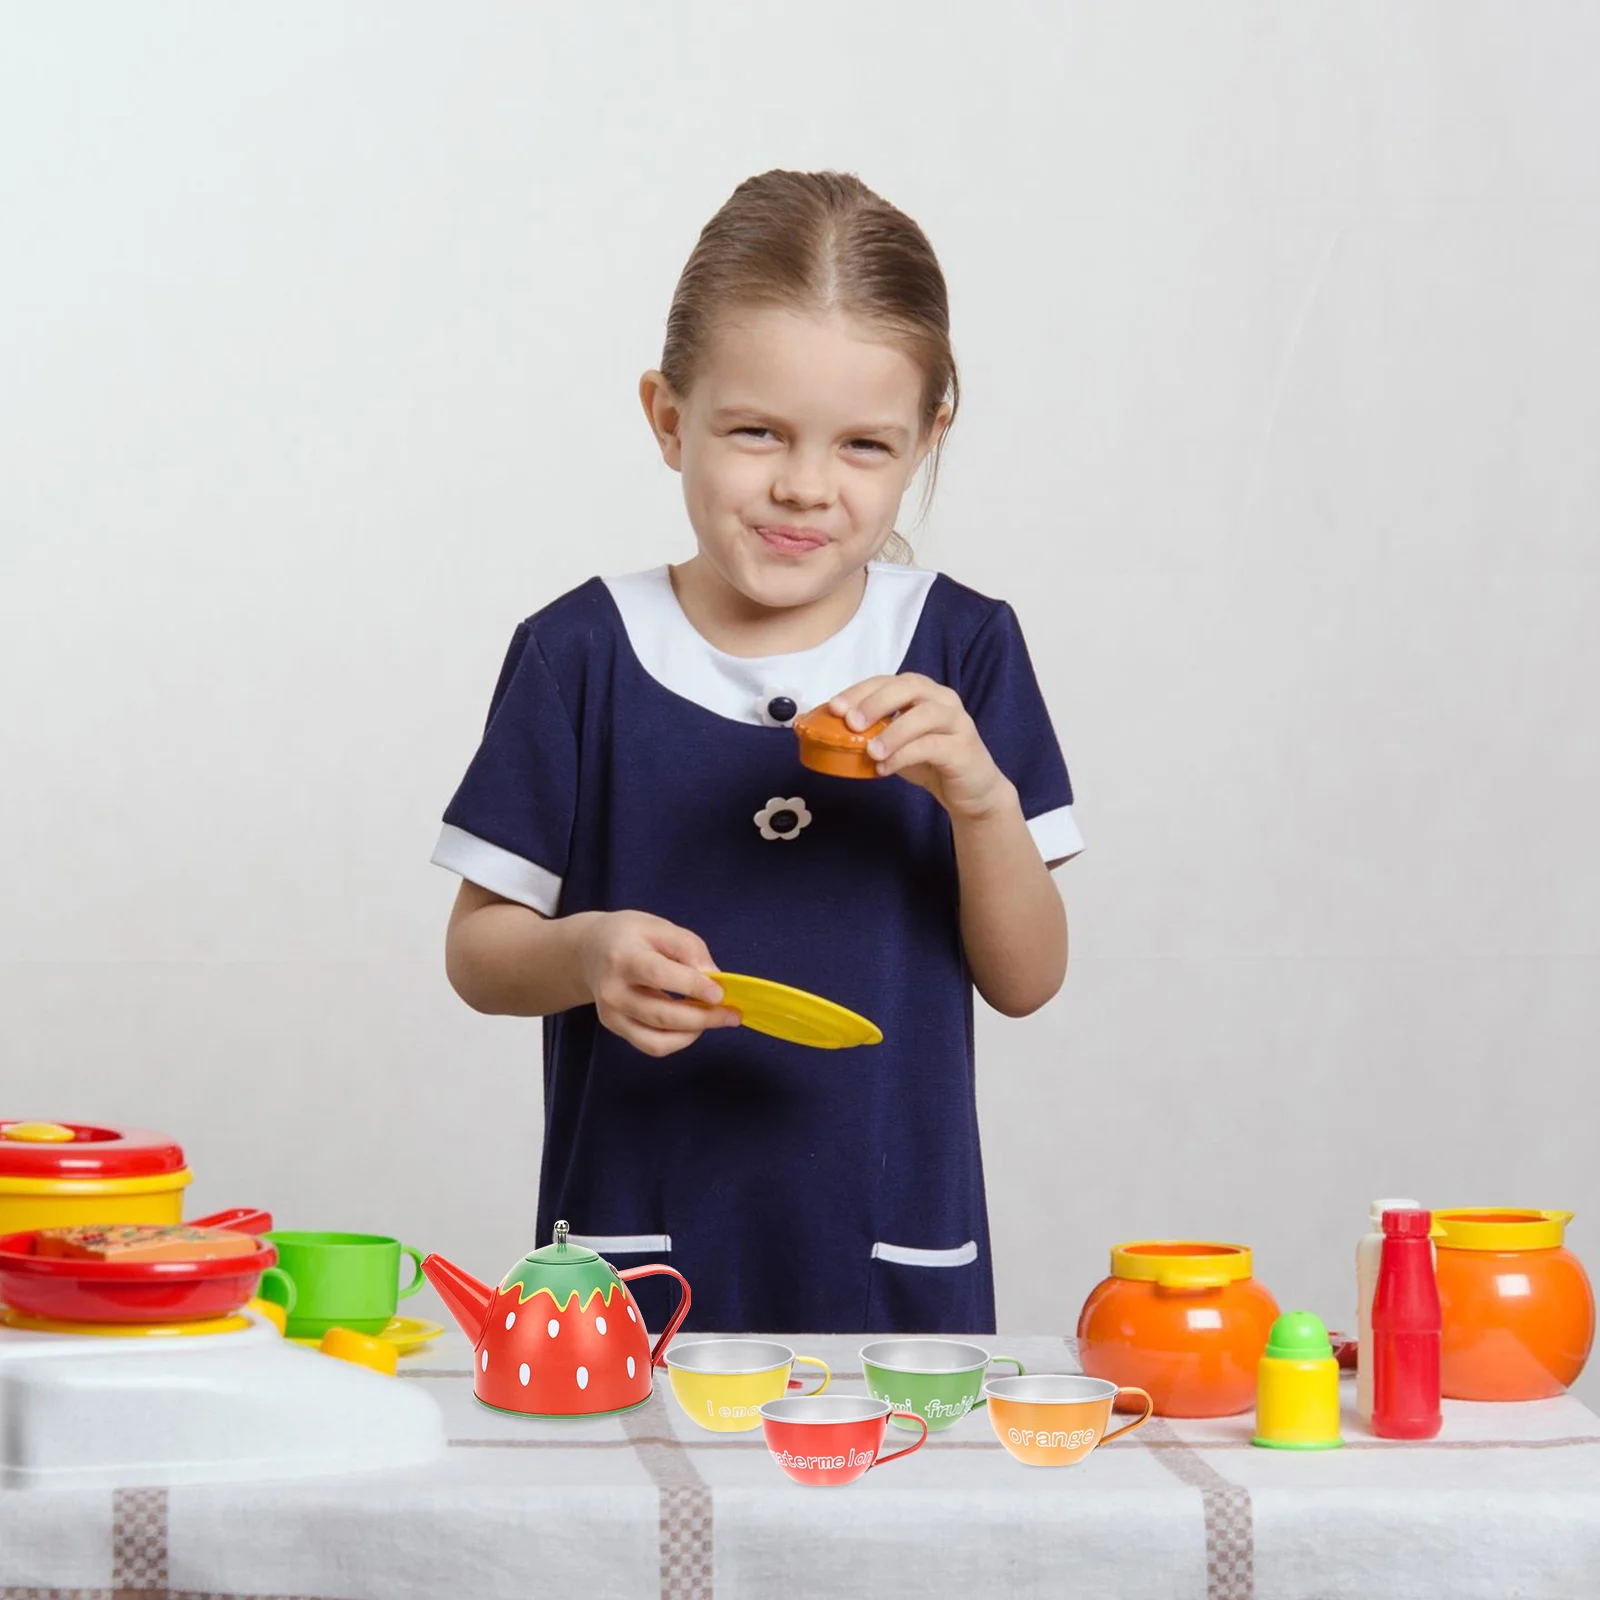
[0,1311,443,1489]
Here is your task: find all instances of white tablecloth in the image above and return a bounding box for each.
[3,1331,1598,1600]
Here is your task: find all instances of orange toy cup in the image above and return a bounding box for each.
[985,1375,1154,1466]
[1076,1241,1281,1418]
[1434,1209,1594,1401]
[792,706,890,779]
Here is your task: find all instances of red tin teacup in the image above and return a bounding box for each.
[758,1394,928,1486]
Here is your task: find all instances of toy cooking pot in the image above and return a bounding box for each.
[1434,1209,1595,1401]
[422,1220,690,1419]
[1076,1241,1280,1417]
[0,1121,193,1233]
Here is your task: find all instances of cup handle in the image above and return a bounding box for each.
[618,1264,692,1366]
[790,1356,830,1397]
[970,1354,1025,1409]
[397,1245,426,1301]
[255,1265,297,1317]
[871,1411,929,1468]
[1101,1386,1155,1444]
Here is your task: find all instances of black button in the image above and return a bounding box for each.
[767,696,798,724]
[768,809,799,834]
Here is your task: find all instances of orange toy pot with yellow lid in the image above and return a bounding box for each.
[1076,1242,1281,1417]
[792,706,890,779]
[1433,1209,1593,1401]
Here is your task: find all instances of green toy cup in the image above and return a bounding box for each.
[861,1339,1026,1431]
[263,1231,425,1339]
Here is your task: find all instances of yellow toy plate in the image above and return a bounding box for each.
[706,972,882,1050]
[288,1315,444,1355]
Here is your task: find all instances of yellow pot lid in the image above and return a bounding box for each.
[703,972,882,1050]
[1111,1241,1254,1289]
[1,1122,75,1143]
[1433,1209,1573,1252]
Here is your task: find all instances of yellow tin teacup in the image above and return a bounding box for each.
[665,1338,831,1432]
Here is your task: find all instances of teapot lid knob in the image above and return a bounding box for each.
[553,1219,569,1252]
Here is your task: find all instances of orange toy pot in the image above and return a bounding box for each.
[1076,1242,1280,1418]
[1434,1209,1594,1401]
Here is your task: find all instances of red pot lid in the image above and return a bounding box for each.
[0,1122,188,1182]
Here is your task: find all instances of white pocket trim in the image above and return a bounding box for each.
[567,1233,671,1254]
[870,1240,978,1268]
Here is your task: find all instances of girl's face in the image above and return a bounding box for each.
[642,308,944,612]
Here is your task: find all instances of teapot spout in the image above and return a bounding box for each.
[422,1253,493,1344]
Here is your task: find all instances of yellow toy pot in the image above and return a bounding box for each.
[0,1122,193,1233]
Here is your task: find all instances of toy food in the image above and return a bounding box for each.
[35,1224,260,1263]
[0,1121,193,1233]
[422,1220,690,1419]
[1076,1241,1281,1417]
[792,705,890,778]
[1433,1208,1594,1400]
[0,1208,287,1324]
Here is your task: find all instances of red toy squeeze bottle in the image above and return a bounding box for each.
[1372,1208,1442,1440]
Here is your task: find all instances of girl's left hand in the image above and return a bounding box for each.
[828,675,1014,822]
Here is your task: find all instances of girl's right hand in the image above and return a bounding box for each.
[577,910,741,1058]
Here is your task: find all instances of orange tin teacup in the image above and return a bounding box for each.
[985,1374,1153,1466]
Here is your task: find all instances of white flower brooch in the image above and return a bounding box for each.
[753,796,812,842]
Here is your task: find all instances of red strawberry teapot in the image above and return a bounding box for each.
[422,1221,690,1419]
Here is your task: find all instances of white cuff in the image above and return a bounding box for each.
[1026,804,1085,866]
[431,824,563,916]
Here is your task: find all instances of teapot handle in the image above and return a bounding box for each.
[617,1264,692,1367]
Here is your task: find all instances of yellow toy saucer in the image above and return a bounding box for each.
[3,1308,252,1337]
[705,972,882,1050]
[288,1315,443,1355]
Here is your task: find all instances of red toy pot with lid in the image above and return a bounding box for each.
[0,1121,193,1234]
[1076,1241,1281,1418]
[1433,1208,1594,1401]
[423,1221,690,1419]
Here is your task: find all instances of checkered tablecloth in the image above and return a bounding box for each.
[3,1331,1599,1600]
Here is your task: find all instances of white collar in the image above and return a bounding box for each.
[601,563,937,726]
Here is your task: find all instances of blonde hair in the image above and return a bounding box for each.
[659,170,959,560]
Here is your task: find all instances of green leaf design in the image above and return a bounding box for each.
[498,1254,625,1312]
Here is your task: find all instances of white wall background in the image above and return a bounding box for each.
[3,3,1596,1401]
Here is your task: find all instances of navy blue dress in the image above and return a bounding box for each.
[432,563,1081,1334]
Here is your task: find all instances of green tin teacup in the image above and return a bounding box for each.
[263,1230,425,1338]
[861,1339,1026,1431]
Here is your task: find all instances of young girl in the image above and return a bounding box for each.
[433,170,1081,1336]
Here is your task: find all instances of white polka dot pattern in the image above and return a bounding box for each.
[596,1316,607,1335]
[577,1366,589,1390]
[548,1319,560,1337]
[519,1362,530,1386]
